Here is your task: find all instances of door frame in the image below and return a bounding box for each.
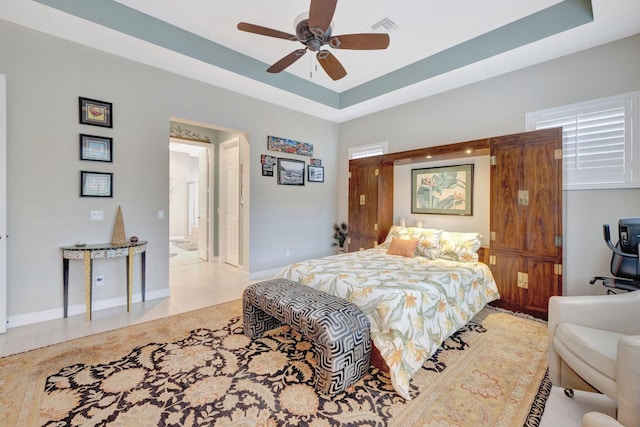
[0,75,6,333]
[197,149,209,261]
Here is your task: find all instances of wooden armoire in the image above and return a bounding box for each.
[488,128,563,318]
[347,129,563,319]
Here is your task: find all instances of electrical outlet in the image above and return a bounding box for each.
[90,210,104,221]
[95,275,104,286]
[285,249,290,257]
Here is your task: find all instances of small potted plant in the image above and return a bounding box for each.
[332,222,348,253]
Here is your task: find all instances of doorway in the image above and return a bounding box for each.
[169,140,209,267]
[168,120,246,275]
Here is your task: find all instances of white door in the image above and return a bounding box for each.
[198,150,208,261]
[224,141,240,266]
[0,75,6,333]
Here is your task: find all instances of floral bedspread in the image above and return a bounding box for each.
[276,247,500,400]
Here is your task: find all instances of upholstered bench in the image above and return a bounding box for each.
[242,278,371,395]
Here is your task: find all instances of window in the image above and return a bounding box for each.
[526,92,639,190]
[348,141,388,160]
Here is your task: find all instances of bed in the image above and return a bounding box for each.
[276,226,500,399]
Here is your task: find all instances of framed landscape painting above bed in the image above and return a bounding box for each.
[411,164,473,215]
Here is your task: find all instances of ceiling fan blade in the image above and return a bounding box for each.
[237,22,297,41]
[267,49,307,73]
[316,50,347,81]
[308,0,337,37]
[329,33,390,50]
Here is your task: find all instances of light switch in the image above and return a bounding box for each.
[157,210,165,220]
[90,210,104,221]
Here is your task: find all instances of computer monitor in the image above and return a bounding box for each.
[619,217,640,255]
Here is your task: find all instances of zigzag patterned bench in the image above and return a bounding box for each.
[242,278,371,395]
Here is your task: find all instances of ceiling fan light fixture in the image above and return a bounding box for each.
[293,12,309,27]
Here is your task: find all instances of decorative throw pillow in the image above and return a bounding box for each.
[415,229,443,259]
[438,231,482,263]
[387,237,419,258]
[381,225,442,254]
[381,225,412,247]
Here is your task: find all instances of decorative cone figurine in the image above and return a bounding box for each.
[111,205,127,245]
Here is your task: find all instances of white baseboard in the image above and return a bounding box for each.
[6,288,171,329]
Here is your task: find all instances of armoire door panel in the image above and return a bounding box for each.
[349,163,378,236]
[524,257,561,315]
[348,161,393,252]
[376,162,394,244]
[523,141,561,256]
[490,252,524,307]
[347,235,377,252]
[490,144,524,252]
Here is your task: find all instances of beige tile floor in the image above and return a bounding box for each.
[0,247,617,426]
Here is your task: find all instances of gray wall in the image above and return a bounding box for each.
[339,34,640,296]
[0,20,338,325]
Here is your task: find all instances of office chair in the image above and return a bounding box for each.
[590,219,640,293]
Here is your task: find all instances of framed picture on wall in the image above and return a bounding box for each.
[79,134,112,162]
[80,171,113,197]
[308,165,324,182]
[268,135,313,156]
[79,97,112,128]
[411,164,473,215]
[277,158,305,185]
[261,154,276,176]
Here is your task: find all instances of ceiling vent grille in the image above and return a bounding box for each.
[371,16,399,32]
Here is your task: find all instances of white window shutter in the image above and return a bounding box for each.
[526,92,638,190]
[348,141,388,160]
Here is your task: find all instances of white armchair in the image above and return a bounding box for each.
[548,291,640,427]
[583,412,625,427]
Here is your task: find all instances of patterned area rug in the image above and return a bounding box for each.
[0,300,550,426]
[170,239,198,251]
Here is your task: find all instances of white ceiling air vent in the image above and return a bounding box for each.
[370,16,399,32]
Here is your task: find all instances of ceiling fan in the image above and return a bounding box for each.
[237,0,390,81]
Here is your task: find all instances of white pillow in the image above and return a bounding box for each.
[382,226,443,259]
[415,229,443,259]
[438,231,482,263]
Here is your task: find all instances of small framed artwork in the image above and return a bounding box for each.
[261,154,276,176]
[308,165,324,182]
[79,97,112,128]
[80,134,112,162]
[411,164,474,215]
[277,158,305,185]
[80,171,113,197]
